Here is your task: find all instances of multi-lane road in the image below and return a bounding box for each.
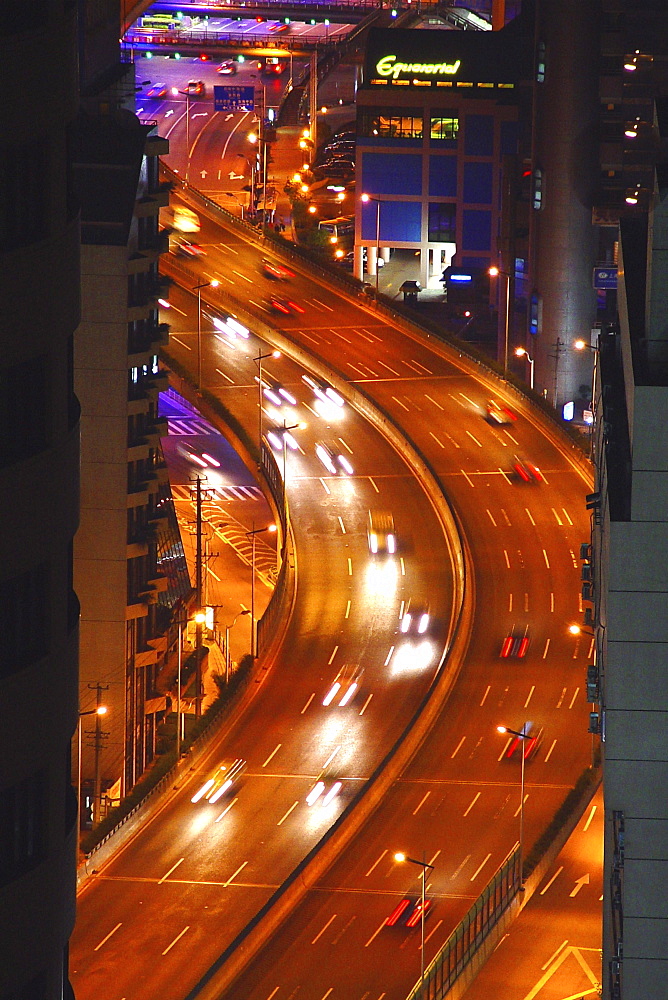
[70,197,592,999]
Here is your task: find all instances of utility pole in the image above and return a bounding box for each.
[89,682,109,825]
[195,476,203,717]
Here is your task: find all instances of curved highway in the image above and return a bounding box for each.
[70,195,591,1000]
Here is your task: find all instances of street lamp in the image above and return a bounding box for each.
[224,610,251,684]
[394,852,435,995]
[77,705,108,839]
[574,338,600,457]
[194,279,219,390]
[361,193,381,295]
[246,522,277,658]
[254,349,281,461]
[489,265,511,375]
[280,420,305,484]
[514,346,535,390]
[497,724,536,889]
[171,87,191,174]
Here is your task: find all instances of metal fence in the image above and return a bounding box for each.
[406,848,521,1000]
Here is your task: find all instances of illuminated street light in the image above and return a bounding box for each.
[394,852,435,994]
[361,193,381,295]
[515,346,535,390]
[77,704,108,837]
[254,349,281,461]
[497,724,537,889]
[489,265,511,375]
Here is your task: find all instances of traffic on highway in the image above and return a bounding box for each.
[70,184,592,1000]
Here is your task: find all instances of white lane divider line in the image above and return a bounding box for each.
[301,693,315,715]
[94,923,122,952]
[263,744,282,768]
[162,926,190,956]
[365,850,388,877]
[311,914,337,945]
[277,802,299,826]
[159,857,184,884]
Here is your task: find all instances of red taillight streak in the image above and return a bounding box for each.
[386,899,411,926]
[500,637,513,658]
[517,637,529,658]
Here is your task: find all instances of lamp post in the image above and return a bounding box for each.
[224,610,251,684]
[394,852,435,995]
[77,705,108,839]
[280,420,305,484]
[361,193,381,295]
[574,338,600,458]
[489,265,511,375]
[254,349,281,462]
[514,346,535,390]
[497,724,537,890]
[194,279,219,390]
[246,521,277,658]
[171,87,191,174]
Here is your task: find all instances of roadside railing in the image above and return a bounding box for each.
[405,850,521,1000]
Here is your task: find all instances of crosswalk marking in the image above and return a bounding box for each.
[171,484,264,502]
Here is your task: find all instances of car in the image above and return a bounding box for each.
[315,442,354,476]
[302,374,345,408]
[400,599,430,635]
[267,294,305,315]
[269,21,290,32]
[500,626,530,658]
[368,510,396,555]
[322,664,364,707]
[267,426,299,452]
[386,895,433,928]
[512,456,543,483]
[338,249,384,270]
[314,163,355,180]
[486,399,517,425]
[190,758,247,804]
[261,259,295,280]
[170,205,201,233]
[145,82,169,99]
[504,721,543,760]
[262,380,297,407]
[306,749,343,806]
[185,79,205,95]
[217,60,237,75]
[172,238,206,258]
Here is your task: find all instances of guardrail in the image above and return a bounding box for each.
[406,849,521,1000]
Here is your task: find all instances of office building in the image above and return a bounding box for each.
[0,3,80,997]
[588,4,668,998]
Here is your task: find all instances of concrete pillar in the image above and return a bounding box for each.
[368,245,378,276]
[353,244,364,282]
[419,248,429,287]
[381,247,391,263]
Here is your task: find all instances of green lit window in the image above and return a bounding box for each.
[430,116,459,140]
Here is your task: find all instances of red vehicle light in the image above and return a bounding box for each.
[506,736,521,758]
[517,636,530,658]
[406,899,431,927]
[386,899,411,926]
[514,462,531,482]
[287,300,305,314]
[500,636,514,658]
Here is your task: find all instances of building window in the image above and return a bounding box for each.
[430,116,459,140]
[532,168,544,210]
[536,41,546,83]
[359,108,423,139]
[0,771,47,888]
[0,357,49,469]
[0,565,49,678]
[428,203,456,242]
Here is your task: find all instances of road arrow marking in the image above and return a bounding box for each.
[570,873,590,897]
[225,113,233,121]
[228,171,245,180]
[200,170,207,178]
[192,112,208,118]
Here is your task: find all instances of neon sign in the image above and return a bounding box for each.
[375,55,461,80]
